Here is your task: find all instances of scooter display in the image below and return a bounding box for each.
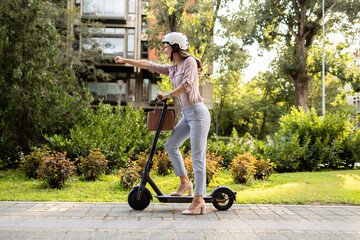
[127,97,237,211]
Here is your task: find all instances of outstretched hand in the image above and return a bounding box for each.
[114,56,125,63]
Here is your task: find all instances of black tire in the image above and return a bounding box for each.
[212,187,235,211]
[128,186,151,210]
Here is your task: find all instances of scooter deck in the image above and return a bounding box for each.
[155,194,213,203]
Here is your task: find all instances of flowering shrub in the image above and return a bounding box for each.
[154,150,173,176]
[78,149,108,181]
[21,147,49,179]
[36,151,76,189]
[230,153,257,184]
[254,157,276,180]
[183,152,223,185]
[118,161,141,189]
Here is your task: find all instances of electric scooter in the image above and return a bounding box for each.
[127,96,237,211]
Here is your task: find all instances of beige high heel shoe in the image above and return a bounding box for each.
[182,200,206,215]
[170,181,193,196]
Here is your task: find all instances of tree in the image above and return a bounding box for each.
[242,0,360,111]
[146,0,235,122]
[0,0,92,167]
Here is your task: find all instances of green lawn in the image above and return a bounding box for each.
[0,169,359,205]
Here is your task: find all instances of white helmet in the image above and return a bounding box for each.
[162,32,188,51]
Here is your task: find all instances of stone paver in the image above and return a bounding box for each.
[0,202,359,239]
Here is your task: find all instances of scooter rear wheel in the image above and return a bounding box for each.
[212,187,234,211]
[128,186,151,210]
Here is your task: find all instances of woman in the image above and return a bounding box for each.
[115,32,210,215]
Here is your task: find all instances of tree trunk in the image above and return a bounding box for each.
[294,80,311,112]
[258,115,266,140]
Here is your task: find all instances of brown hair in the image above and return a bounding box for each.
[170,44,203,76]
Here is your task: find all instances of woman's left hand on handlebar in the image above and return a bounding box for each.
[156,93,168,101]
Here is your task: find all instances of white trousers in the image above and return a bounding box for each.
[165,102,211,195]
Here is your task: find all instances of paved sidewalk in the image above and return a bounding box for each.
[0,202,359,240]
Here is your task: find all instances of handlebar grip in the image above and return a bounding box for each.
[157,95,163,100]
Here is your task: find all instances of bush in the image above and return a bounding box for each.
[230,153,257,184]
[254,157,276,180]
[45,102,170,169]
[133,152,155,175]
[338,130,360,169]
[207,130,255,168]
[154,150,173,176]
[21,147,49,179]
[183,152,223,185]
[259,107,356,171]
[78,149,108,181]
[118,161,141,189]
[36,151,76,189]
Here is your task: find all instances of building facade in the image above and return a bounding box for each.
[73,0,213,111]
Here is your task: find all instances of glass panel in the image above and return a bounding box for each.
[87,82,98,99]
[88,27,105,34]
[104,38,124,55]
[128,0,136,13]
[151,83,160,100]
[128,28,135,34]
[82,37,103,54]
[127,53,134,59]
[107,83,121,100]
[83,0,103,15]
[97,82,108,99]
[127,34,134,51]
[141,16,148,34]
[105,0,124,16]
[142,78,149,102]
[115,28,126,34]
[141,41,148,59]
[116,80,127,102]
[105,28,116,34]
[128,78,136,102]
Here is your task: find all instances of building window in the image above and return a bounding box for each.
[82,27,134,57]
[141,15,148,34]
[128,78,136,102]
[104,38,124,55]
[87,81,126,102]
[127,29,135,59]
[151,81,160,101]
[141,41,148,59]
[128,0,136,20]
[142,78,149,102]
[83,0,125,17]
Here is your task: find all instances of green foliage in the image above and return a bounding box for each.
[20,147,49,179]
[118,161,141,189]
[154,150,173,176]
[230,153,257,184]
[207,130,255,168]
[0,0,91,168]
[240,0,360,111]
[254,157,276,180]
[45,102,167,169]
[260,107,357,172]
[78,149,108,181]
[338,130,360,169]
[183,152,223,185]
[36,151,76,189]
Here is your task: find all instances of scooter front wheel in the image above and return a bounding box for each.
[128,186,152,210]
[211,187,235,211]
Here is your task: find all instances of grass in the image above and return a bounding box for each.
[0,169,359,205]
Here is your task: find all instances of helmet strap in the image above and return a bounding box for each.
[170,47,180,62]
